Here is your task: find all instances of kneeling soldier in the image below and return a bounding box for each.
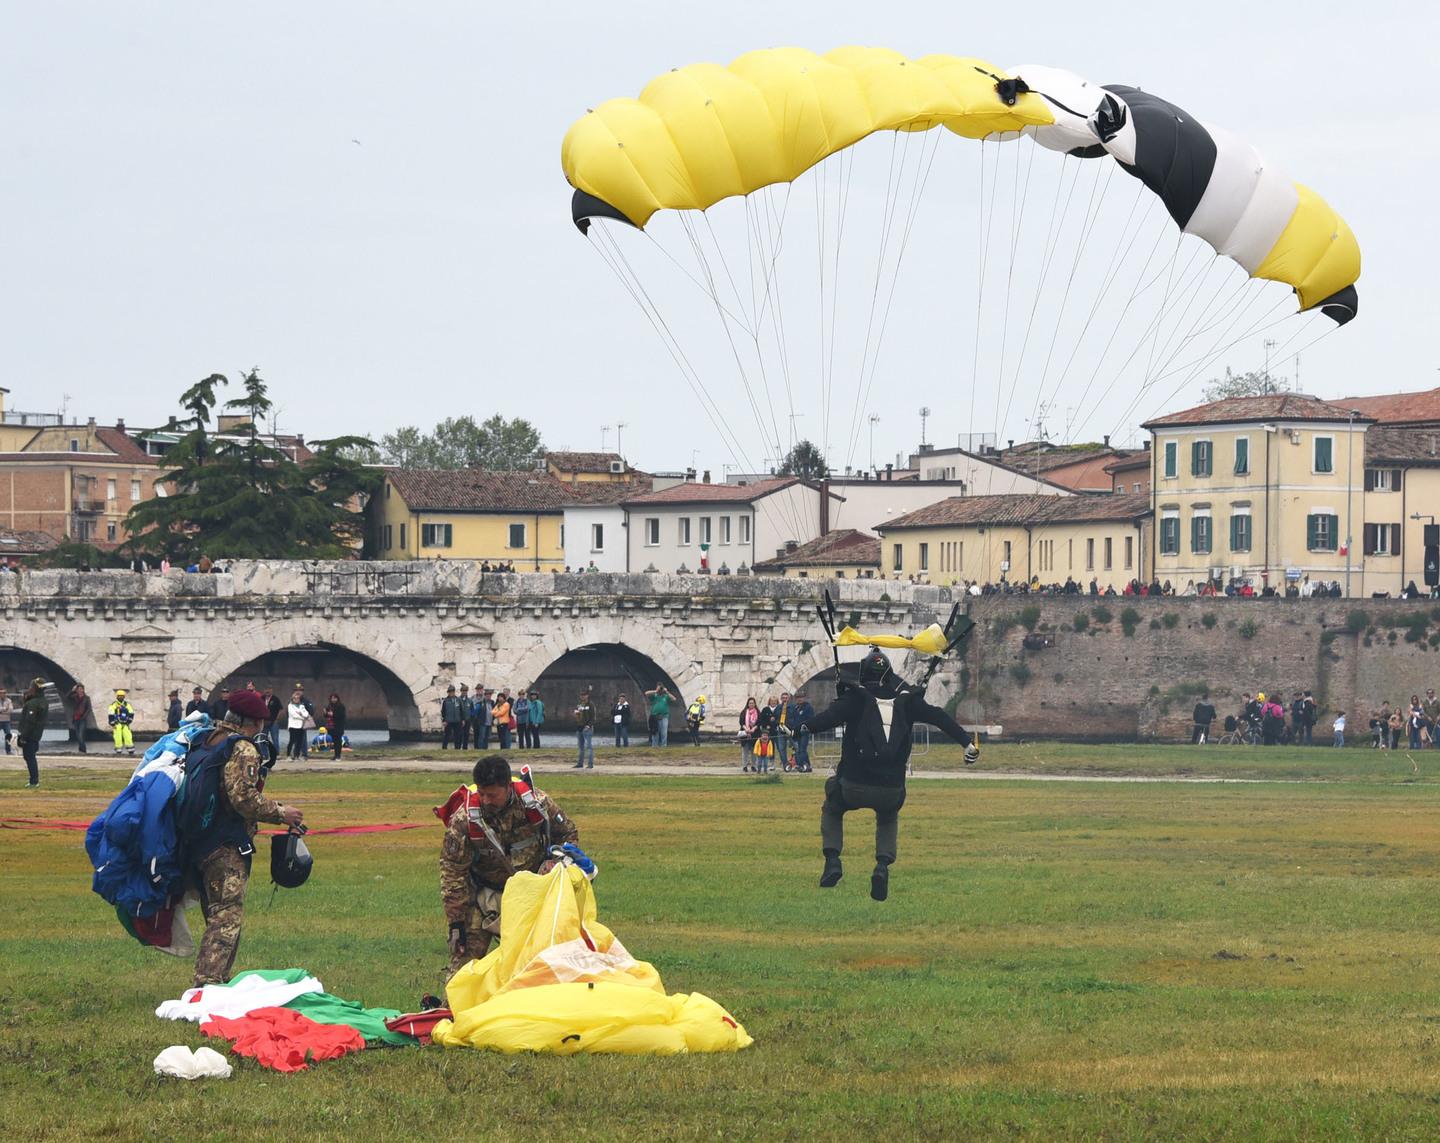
[437,755,579,977]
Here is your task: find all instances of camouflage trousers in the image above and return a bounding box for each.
[193,845,253,987]
[446,886,503,979]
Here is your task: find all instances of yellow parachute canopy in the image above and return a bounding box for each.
[834,622,950,656]
[432,864,752,1056]
[562,47,1053,229]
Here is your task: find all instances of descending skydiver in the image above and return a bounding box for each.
[800,646,979,902]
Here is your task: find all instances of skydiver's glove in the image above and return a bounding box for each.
[447,921,466,956]
[964,744,980,765]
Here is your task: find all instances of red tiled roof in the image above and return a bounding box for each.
[753,529,880,570]
[94,427,160,464]
[0,528,59,554]
[386,469,577,512]
[1143,394,1373,429]
[994,442,1123,473]
[1365,426,1440,467]
[1103,453,1152,474]
[881,492,1152,530]
[1341,387,1440,425]
[545,451,629,475]
[623,477,811,506]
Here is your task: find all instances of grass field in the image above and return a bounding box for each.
[6,747,1440,1140]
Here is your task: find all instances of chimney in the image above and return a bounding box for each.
[116,418,126,432]
[685,467,696,481]
[1103,434,1110,447]
[1007,439,1014,449]
[885,463,893,481]
[785,539,799,553]
[702,469,711,484]
[87,416,96,428]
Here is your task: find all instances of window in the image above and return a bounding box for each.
[699,516,711,545]
[1191,513,1212,554]
[385,483,391,499]
[1160,513,1180,555]
[106,521,117,542]
[892,543,903,572]
[1191,440,1213,477]
[1133,482,1141,493]
[1104,537,1113,570]
[69,438,79,452]
[919,543,929,571]
[383,524,393,551]
[508,523,527,549]
[678,517,691,545]
[559,524,565,548]
[1306,512,1338,552]
[1124,535,1133,570]
[422,523,452,548]
[1314,436,1334,474]
[1229,513,1251,553]
[1234,437,1249,475]
[106,478,117,501]
[1003,540,1012,569]
[739,516,751,544]
[399,523,407,551]
[1086,538,1095,571]
[719,516,731,544]
[130,478,141,501]
[645,517,659,546]
[1364,523,1402,556]
[1365,468,1402,492]
[591,523,604,551]
[1163,441,1178,479]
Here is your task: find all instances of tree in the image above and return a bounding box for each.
[125,369,381,562]
[1202,367,1278,403]
[778,439,830,481]
[377,415,543,470]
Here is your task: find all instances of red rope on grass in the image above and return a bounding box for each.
[1,818,427,835]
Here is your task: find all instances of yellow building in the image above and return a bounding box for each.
[1142,395,1373,591]
[878,493,1152,589]
[369,469,574,566]
[544,451,636,484]
[752,529,880,579]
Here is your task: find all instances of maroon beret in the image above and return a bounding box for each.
[226,689,270,722]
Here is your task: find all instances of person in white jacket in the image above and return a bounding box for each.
[286,690,312,760]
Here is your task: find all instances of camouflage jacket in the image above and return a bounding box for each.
[222,737,286,838]
[439,787,578,922]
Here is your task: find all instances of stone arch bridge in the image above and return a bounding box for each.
[0,562,965,738]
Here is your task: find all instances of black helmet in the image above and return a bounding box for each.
[859,647,892,687]
[270,832,312,889]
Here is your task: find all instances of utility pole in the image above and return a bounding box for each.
[1345,408,1358,597]
[868,413,881,471]
[1263,338,1278,394]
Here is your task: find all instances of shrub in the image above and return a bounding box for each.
[1071,613,1090,633]
[1019,604,1042,631]
[993,614,1019,639]
[1092,607,1113,625]
[1149,618,1162,630]
[1238,618,1259,640]
[1120,607,1140,637]
[878,592,891,602]
[1201,612,1217,629]
[1162,612,1180,630]
[1346,609,1370,634]
[1009,662,1033,687]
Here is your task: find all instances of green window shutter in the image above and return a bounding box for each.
[1328,514,1339,551]
[1190,441,1200,476]
[1306,514,1318,550]
[1229,515,1240,550]
[1164,442,1177,478]
[1234,439,1248,474]
[1315,437,1333,472]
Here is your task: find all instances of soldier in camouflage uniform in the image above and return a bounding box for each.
[181,688,305,986]
[440,754,579,976]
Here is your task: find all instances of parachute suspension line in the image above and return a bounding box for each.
[994,150,1081,444]
[758,185,799,461]
[969,135,996,443]
[586,227,760,486]
[638,230,753,335]
[844,123,942,474]
[824,148,855,469]
[1043,179,1153,442]
[993,135,1039,448]
[980,133,1009,444]
[1024,155,1115,442]
[814,156,828,463]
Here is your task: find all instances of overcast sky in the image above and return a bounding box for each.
[3,2,1432,474]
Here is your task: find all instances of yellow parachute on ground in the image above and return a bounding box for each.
[431,864,752,1056]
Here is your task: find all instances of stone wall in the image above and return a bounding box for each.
[955,595,1440,741]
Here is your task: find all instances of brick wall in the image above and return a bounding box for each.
[954,596,1440,742]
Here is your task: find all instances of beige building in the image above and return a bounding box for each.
[752,529,880,579]
[1356,426,1440,596]
[1142,395,1373,591]
[877,493,1152,588]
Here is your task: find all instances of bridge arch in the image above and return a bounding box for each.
[193,624,429,739]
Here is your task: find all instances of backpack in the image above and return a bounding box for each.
[173,735,252,861]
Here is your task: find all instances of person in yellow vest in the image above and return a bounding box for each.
[685,694,707,745]
[107,688,136,756]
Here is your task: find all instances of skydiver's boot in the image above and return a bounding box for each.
[870,859,891,902]
[819,850,843,888]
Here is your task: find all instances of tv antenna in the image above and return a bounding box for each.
[600,425,611,451]
[918,406,931,446]
[615,421,627,455]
